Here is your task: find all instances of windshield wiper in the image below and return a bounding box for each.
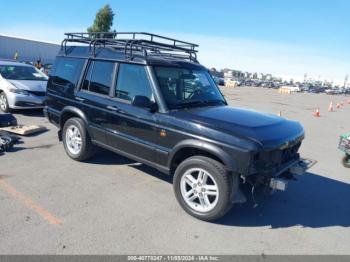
[174,99,225,109]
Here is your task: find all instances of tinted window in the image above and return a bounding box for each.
[52,57,85,88]
[115,64,153,102]
[82,61,114,96]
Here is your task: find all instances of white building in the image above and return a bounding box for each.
[0,34,60,64]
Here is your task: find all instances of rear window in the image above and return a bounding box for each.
[81,60,115,96]
[51,57,85,88]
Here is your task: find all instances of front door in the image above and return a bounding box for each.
[106,63,158,163]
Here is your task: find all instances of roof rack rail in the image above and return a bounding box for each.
[61,32,199,63]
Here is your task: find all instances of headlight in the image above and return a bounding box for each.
[8,88,29,96]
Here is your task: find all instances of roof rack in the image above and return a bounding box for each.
[61,32,199,63]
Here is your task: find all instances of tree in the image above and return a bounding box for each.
[88,4,115,33]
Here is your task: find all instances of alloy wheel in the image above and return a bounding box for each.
[65,125,83,155]
[0,94,7,111]
[180,168,219,213]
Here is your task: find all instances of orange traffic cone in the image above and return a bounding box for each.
[313,108,320,117]
[328,101,333,112]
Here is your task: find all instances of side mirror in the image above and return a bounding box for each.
[132,95,158,112]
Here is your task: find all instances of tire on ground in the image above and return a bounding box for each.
[342,154,350,168]
[0,92,10,113]
[173,155,234,221]
[62,117,94,161]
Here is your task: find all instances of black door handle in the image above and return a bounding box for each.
[106,105,118,111]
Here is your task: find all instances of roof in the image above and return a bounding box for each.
[0,34,59,46]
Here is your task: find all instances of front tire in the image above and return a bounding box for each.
[342,154,350,168]
[173,156,233,221]
[62,117,94,161]
[0,92,10,113]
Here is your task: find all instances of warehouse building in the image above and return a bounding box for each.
[0,34,60,64]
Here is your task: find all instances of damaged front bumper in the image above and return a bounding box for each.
[231,157,316,204]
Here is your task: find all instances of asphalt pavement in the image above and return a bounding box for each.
[0,87,349,254]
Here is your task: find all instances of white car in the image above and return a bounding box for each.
[0,61,48,112]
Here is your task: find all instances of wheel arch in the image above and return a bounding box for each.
[168,139,237,175]
[59,106,90,140]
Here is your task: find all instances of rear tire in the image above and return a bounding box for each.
[173,156,234,221]
[342,154,350,168]
[62,117,94,161]
[0,92,10,113]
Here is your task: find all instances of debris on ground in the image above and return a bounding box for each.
[0,113,17,127]
[0,131,21,153]
[0,125,47,136]
[0,114,21,154]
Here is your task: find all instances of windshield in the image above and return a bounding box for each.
[0,65,48,81]
[154,66,226,109]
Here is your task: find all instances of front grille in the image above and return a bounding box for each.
[28,91,46,97]
[254,142,301,171]
[280,142,300,164]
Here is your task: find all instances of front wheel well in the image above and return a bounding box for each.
[170,147,225,175]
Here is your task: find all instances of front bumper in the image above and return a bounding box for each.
[7,91,46,109]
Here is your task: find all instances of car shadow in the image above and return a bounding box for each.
[85,150,350,228]
[86,150,173,183]
[217,172,350,228]
[86,149,136,166]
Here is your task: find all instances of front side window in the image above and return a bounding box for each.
[52,57,85,88]
[154,66,226,109]
[115,64,153,102]
[0,65,48,81]
[82,60,115,96]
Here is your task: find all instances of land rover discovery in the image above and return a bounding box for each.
[45,32,311,221]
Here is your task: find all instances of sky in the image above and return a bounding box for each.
[0,0,349,84]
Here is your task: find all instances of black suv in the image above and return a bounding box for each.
[45,32,310,221]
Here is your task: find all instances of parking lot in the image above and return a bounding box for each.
[0,86,349,255]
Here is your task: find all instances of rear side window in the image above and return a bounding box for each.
[52,57,85,88]
[115,64,153,102]
[82,60,115,96]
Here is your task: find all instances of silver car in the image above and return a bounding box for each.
[0,61,48,112]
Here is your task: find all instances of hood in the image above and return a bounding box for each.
[171,106,304,149]
[8,80,47,92]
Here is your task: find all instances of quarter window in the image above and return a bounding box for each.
[115,64,153,102]
[82,60,115,96]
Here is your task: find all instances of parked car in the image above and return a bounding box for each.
[212,76,225,86]
[45,32,311,221]
[325,89,335,95]
[0,61,48,112]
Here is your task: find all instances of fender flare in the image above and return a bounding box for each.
[58,106,91,139]
[168,139,237,172]
[60,106,89,127]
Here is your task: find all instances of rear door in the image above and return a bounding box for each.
[106,63,158,163]
[76,60,117,144]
